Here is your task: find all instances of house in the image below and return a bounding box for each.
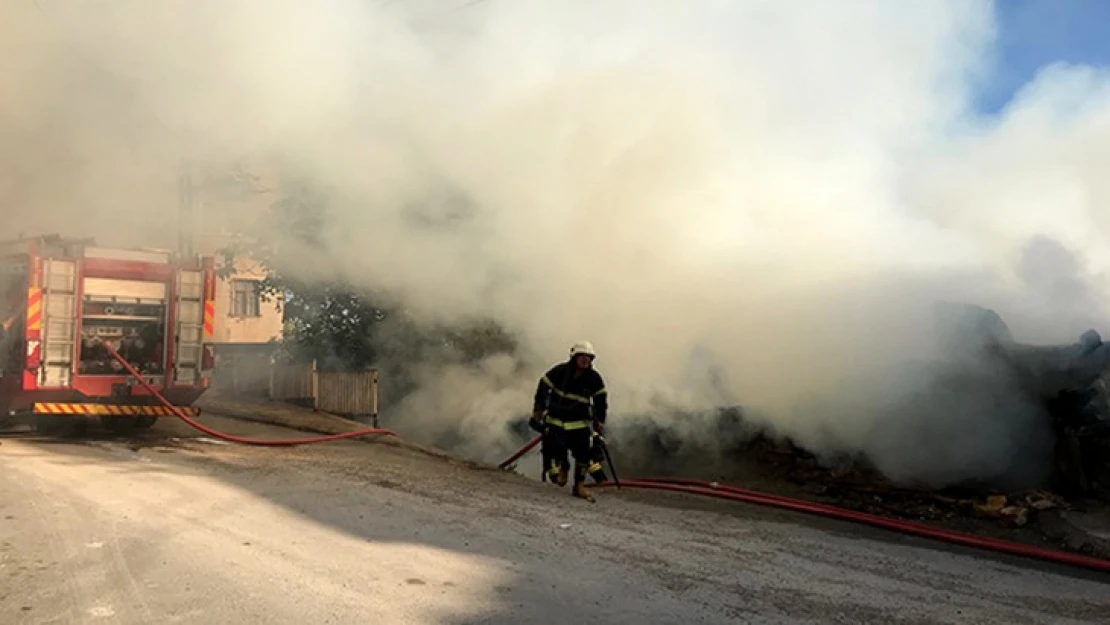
[212,253,283,347]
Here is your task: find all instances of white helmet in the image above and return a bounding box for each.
[569,341,596,359]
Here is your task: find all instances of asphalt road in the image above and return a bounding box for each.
[1,413,1108,625]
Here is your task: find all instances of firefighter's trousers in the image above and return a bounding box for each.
[542,420,593,486]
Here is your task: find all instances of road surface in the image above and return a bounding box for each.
[1,413,1107,624]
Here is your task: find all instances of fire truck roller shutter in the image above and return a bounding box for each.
[80,278,168,377]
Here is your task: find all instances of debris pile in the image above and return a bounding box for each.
[726,434,1070,530]
[602,303,1110,497]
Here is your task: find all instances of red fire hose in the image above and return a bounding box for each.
[103,345,397,446]
[497,434,542,469]
[499,436,1110,575]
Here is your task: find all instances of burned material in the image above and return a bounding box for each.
[576,304,1110,503]
[938,303,1110,498]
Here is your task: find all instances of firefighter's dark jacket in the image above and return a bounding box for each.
[533,361,608,429]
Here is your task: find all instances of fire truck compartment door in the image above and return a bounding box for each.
[174,270,203,386]
[82,277,167,301]
[42,259,77,387]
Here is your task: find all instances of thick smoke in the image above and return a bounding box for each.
[4,1,1110,487]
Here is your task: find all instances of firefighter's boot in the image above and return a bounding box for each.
[546,462,560,485]
[572,464,595,502]
[548,459,569,487]
[557,459,570,487]
[572,482,596,503]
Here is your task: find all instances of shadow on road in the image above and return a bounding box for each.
[8,415,1110,625]
[7,420,745,624]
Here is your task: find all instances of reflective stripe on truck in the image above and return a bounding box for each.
[203,299,215,338]
[32,403,200,416]
[25,286,41,333]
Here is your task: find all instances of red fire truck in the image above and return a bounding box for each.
[0,234,216,434]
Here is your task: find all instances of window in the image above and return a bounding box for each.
[231,280,261,318]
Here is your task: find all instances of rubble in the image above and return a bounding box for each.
[1027,493,1059,511]
[601,303,1110,531]
[972,495,1008,518]
[599,413,1104,554]
[771,445,1072,530]
[1000,506,1029,528]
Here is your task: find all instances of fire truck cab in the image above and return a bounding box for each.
[0,234,216,434]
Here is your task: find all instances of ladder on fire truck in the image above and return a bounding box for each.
[40,257,77,387]
[173,268,206,386]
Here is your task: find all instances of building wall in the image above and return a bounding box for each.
[212,254,284,345]
[186,160,285,348]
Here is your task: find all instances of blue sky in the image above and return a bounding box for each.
[977,0,1110,114]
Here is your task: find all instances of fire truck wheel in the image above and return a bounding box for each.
[34,415,72,435]
[133,416,157,431]
[100,415,139,435]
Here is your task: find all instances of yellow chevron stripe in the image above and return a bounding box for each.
[26,287,42,332]
[32,403,200,417]
[203,300,215,338]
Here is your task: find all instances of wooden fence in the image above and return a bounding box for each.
[211,352,273,397]
[268,360,380,425]
[269,361,316,404]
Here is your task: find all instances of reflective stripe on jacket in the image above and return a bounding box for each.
[533,360,608,428]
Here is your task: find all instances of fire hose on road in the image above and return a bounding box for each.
[99,344,1110,575]
[499,434,1110,575]
[497,434,542,469]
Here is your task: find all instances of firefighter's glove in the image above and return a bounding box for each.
[592,421,604,436]
[529,412,546,434]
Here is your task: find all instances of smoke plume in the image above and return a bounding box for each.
[4,0,1110,488]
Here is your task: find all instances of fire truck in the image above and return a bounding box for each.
[0,234,216,434]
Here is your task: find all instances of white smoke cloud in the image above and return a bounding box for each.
[4,0,1109,485]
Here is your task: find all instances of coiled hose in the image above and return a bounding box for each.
[500,435,1110,574]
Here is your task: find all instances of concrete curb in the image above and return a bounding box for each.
[195,393,503,473]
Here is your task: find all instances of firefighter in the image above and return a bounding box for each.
[532,341,608,502]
